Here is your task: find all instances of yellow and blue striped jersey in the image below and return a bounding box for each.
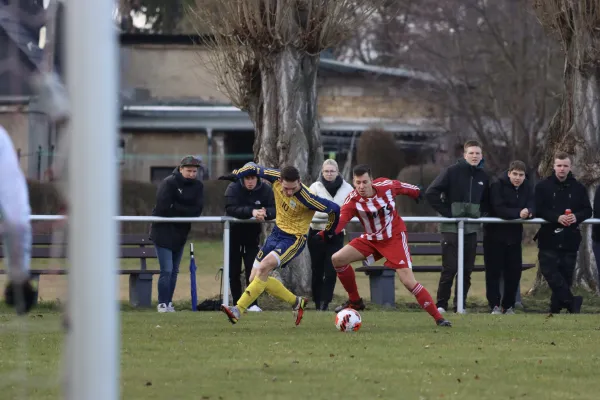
[235,164,340,236]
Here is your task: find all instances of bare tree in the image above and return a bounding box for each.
[527,0,600,293]
[338,0,563,175]
[412,0,563,174]
[189,0,378,294]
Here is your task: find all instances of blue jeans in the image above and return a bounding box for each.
[155,245,184,305]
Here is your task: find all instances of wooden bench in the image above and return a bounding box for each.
[350,232,536,307]
[0,234,158,308]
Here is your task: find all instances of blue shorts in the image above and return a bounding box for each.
[255,226,307,268]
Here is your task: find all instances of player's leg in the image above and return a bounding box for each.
[0,126,36,314]
[383,232,451,327]
[242,243,261,310]
[331,240,371,312]
[221,250,276,324]
[396,269,451,327]
[263,234,309,325]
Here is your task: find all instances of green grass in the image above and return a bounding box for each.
[1,311,600,399]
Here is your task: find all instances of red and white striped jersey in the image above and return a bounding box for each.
[335,178,420,241]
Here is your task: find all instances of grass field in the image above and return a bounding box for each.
[1,240,600,399]
[1,310,600,399]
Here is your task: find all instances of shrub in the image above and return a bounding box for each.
[396,164,443,233]
[356,129,405,179]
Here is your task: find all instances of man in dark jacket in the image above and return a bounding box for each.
[224,166,276,310]
[483,160,534,314]
[592,185,600,282]
[425,140,490,313]
[150,156,204,313]
[535,152,591,314]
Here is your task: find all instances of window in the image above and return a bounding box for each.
[150,166,176,183]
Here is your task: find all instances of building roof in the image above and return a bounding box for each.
[319,58,438,84]
[121,104,443,151]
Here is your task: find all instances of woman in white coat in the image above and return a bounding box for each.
[308,159,354,311]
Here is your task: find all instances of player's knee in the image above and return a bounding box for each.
[256,257,277,278]
[331,251,344,267]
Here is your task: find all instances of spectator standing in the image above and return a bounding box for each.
[224,164,276,311]
[534,152,591,314]
[150,156,204,313]
[483,160,534,315]
[592,185,600,281]
[308,159,353,311]
[425,140,490,313]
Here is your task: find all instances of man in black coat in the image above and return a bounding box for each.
[535,152,592,314]
[425,140,490,313]
[150,156,204,313]
[592,185,600,281]
[483,160,534,314]
[224,165,276,310]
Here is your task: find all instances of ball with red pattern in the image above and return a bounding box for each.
[335,308,362,332]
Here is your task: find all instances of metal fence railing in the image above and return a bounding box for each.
[29,215,600,313]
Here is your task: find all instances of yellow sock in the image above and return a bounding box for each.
[237,277,268,313]
[265,277,297,305]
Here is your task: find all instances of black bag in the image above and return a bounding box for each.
[196,298,222,311]
[196,267,224,311]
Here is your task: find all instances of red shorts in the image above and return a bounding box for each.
[349,231,412,269]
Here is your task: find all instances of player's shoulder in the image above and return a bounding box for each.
[300,183,318,197]
[343,190,360,205]
[372,177,395,187]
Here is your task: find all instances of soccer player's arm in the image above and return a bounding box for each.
[390,179,421,199]
[298,186,340,233]
[234,163,281,183]
[333,198,357,235]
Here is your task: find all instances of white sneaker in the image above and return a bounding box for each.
[247,305,262,312]
[503,307,515,315]
[157,303,168,313]
[167,302,176,312]
[437,307,446,314]
[491,306,502,315]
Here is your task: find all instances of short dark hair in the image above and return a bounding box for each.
[554,151,571,162]
[353,164,372,177]
[463,140,482,151]
[508,160,526,172]
[280,166,300,182]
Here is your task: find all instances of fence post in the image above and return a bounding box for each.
[222,219,230,306]
[456,219,466,314]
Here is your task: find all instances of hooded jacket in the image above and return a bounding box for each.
[534,172,592,251]
[150,169,204,251]
[425,159,490,234]
[484,171,535,244]
[224,175,276,240]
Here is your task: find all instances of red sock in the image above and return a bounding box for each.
[335,265,360,302]
[411,282,443,321]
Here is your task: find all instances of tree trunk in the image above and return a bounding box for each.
[248,47,323,295]
[529,35,600,295]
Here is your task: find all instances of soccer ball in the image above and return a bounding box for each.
[335,308,362,332]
